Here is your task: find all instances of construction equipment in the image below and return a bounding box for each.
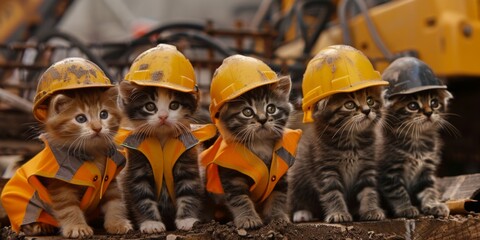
[327,0,480,76]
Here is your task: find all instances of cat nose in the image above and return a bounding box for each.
[92,126,102,133]
[258,117,268,124]
[158,115,168,124]
[362,108,371,115]
[424,111,433,117]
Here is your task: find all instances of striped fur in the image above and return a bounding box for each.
[216,77,292,229]
[289,86,385,223]
[118,81,204,233]
[378,89,453,218]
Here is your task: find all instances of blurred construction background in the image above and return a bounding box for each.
[0,0,479,177]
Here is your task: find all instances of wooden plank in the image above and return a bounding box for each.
[440,173,480,201]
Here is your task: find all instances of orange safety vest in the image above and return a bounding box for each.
[115,124,216,201]
[200,128,302,203]
[0,137,126,232]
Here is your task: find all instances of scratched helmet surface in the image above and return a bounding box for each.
[301,45,389,122]
[124,44,197,95]
[33,57,113,122]
[382,57,447,99]
[209,54,280,122]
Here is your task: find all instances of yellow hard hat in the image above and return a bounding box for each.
[33,57,113,122]
[124,44,197,95]
[209,54,279,122]
[302,45,389,123]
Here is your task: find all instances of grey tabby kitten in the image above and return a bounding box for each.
[378,89,453,218]
[216,77,292,229]
[289,86,386,223]
[118,81,204,233]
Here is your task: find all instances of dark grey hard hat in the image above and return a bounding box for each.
[382,57,447,99]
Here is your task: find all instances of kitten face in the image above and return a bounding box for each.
[119,81,197,138]
[45,88,121,155]
[217,77,292,145]
[385,89,452,134]
[313,86,384,133]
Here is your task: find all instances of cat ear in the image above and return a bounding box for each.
[381,89,395,108]
[50,94,72,115]
[272,76,292,98]
[443,90,453,100]
[103,86,119,104]
[315,98,329,112]
[441,89,453,107]
[118,81,137,107]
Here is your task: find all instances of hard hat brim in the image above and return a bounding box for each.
[386,85,447,98]
[302,79,389,112]
[127,80,197,93]
[209,77,280,122]
[33,83,114,122]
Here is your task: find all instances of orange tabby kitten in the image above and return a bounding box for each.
[2,88,132,238]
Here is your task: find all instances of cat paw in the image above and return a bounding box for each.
[235,215,263,229]
[293,210,313,223]
[325,211,353,223]
[422,203,450,217]
[359,208,386,221]
[21,222,57,236]
[61,223,94,238]
[264,212,290,225]
[395,206,420,218]
[175,217,199,230]
[105,219,133,234]
[140,220,166,234]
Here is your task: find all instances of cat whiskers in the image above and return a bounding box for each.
[436,118,461,138]
[332,116,357,140]
[100,133,117,152]
[66,135,88,159]
[133,122,157,140]
[396,119,414,139]
[399,117,423,141]
[232,126,256,149]
[347,114,364,139]
[271,125,285,138]
[24,121,43,141]
[171,121,191,138]
[380,113,396,133]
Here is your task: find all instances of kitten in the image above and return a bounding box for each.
[207,76,294,229]
[378,89,453,218]
[118,81,204,233]
[1,88,132,238]
[289,86,386,223]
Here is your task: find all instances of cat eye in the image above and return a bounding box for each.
[407,102,420,111]
[430,99,440,109]
[75,114,87,123]
[169,101,180,110]
[366,97,375,107]
[344,101,356,110]
[242,108,254,118]
[99,110,108,119]
[266,104,276,114]
[144,102,156,112]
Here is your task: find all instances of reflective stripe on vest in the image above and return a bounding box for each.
[201,128,302,203]
[22,191,46,226]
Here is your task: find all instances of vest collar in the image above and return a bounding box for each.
[40,135,117,161]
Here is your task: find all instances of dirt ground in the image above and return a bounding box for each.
[0,219,393,240]
[3,214,480,240]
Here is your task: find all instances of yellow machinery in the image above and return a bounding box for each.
[314,0,480,77]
